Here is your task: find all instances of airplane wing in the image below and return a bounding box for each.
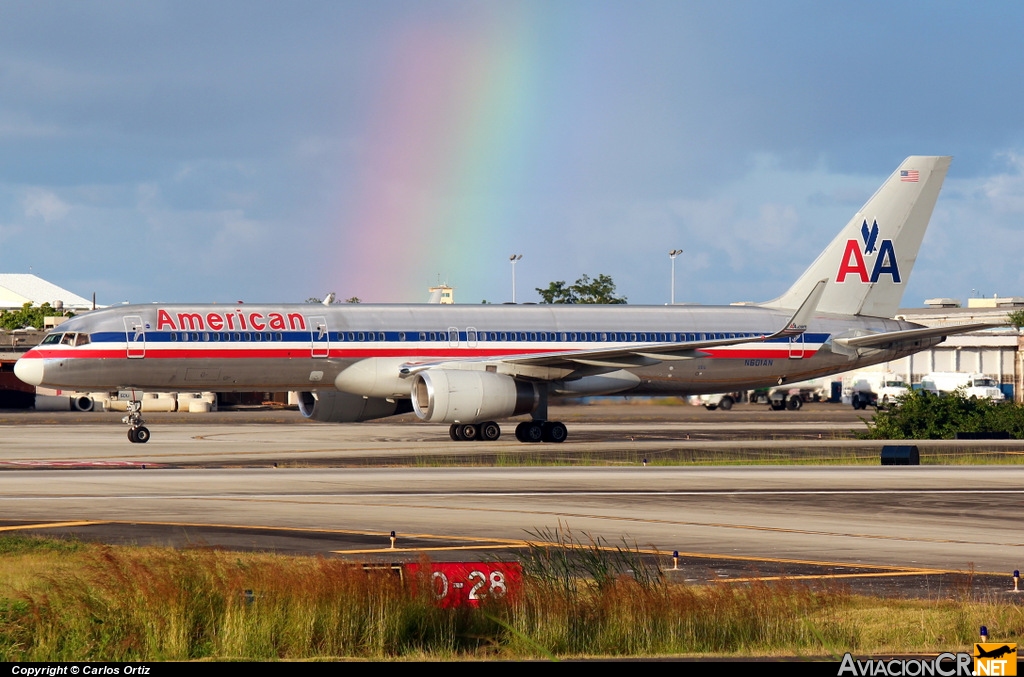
[401,279,828,375]
[832,322,1003,351]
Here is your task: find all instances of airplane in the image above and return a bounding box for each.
[15,156,999,444]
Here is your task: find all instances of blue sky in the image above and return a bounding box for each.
[2,1,1023,308]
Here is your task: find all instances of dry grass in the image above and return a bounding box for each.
[1,535,1021,661]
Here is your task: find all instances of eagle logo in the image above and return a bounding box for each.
[861,220,879,255]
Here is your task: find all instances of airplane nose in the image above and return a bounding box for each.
[14,357,44,386]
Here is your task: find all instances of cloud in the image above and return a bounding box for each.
[22,188,70,223]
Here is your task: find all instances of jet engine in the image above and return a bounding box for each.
[297,390,412,423]
[410,370,538,423]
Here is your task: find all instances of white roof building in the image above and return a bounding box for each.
[0,274,93,311]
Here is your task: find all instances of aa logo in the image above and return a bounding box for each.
[835,219,901,284]
[974,643,1017,676]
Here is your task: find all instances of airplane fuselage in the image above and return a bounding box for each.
[16,302,935,396]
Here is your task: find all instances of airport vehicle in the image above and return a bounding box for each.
[843,371,911,410]
[755,376,835,410]
[920,372,1006,401]
[15,156,998,443]
[696,392,742,410]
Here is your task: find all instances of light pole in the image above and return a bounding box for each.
[668,249,683,305]
[509,254,522,303]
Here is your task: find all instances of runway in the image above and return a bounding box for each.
[1,406,1022,596]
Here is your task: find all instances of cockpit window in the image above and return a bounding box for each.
[44,332,90,347]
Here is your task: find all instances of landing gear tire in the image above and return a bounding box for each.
[542,421,568,443]
[719,396,734,411]
[450,424,463,441]
[460,423,478,440]
[481,421,501,441]
[516,421,544,443]
[786,396,802,411]
[127,427,150,444]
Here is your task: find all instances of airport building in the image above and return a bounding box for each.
[0,274,93,312]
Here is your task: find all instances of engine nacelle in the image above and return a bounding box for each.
[297,390,412,423]
[410,370,538,424]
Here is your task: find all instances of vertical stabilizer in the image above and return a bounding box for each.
[763,156,951,317]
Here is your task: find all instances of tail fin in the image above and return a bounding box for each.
[763,156,951,317]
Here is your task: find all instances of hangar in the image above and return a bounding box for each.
[0,274,93,313]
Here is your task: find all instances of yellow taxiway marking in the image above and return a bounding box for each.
[200,494,1022,549]
[0,520,109,531]
[333,544,526,555]
[722,571,941,583]
[74,519,530,547]
[9,519,1000,578]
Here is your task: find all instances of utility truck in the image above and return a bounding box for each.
[920,373,1005,401]
[843,372,910,410]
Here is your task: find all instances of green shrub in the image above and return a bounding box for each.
[864,389,1024,439]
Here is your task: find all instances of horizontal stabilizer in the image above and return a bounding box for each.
[833,322,1002,351]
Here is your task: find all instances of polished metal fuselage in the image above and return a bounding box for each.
[17,303,936,396]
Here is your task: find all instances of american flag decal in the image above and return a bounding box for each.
[900,169,919,183]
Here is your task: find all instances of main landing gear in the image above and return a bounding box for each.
[448,419,569,443]
[449,421,502,442]
[122,399,151,444]
[515,420,567,443]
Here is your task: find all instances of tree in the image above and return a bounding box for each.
[536,274,627,304]
[0,302,70,331]
[1007,309,1024,331]
[305,293,360,304]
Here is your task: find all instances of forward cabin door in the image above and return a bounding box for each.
[310,315,329,358]
[124,316,146,359]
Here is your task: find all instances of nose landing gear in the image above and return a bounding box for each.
[122,399,150,444]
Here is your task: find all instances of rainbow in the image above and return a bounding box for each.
[327,9,571,303]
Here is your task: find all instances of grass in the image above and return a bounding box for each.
[0,534,1021,660]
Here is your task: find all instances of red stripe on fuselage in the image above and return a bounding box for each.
[20,345,818,361]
